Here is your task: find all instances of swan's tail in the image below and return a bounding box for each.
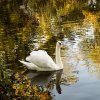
[19,60,38,70]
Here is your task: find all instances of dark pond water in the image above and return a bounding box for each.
[0,0,100,100]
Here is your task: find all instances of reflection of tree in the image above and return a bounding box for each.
[26,0,85,35]
[88,46,100,64]
[82,12,100,64]
[79,11,100,78]
[0,69,78,99]
[1,0,99,99]
[0,0,36,69]
[12,70,55,99]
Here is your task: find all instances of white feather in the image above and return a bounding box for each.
[19,60,38,70]
[26,50,58,70]
[19,41,63,71]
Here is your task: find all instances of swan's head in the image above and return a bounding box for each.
[56,41,63,48]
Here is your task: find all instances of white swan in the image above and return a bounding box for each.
[19,41,63,71]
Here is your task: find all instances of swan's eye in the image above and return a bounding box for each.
[59,42,61,45]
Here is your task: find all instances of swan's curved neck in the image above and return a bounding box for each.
[56,45,63,69]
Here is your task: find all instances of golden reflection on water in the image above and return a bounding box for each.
[0,0,100,99]
[11,69,78,98]
[12,71,54,99]
[61,11,100,78]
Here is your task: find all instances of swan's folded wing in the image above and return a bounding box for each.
[26,50,58,70]
[19,60,38,70]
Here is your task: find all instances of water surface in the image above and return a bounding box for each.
[0,0,100,100]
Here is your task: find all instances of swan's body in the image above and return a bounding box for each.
[19,41,63,71]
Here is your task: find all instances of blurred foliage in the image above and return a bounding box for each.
[0,0,100,99]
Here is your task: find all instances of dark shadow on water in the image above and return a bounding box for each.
[23,70,55,85]
[56,69,63,94]
[23,69,63,94]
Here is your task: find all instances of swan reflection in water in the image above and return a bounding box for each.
[23,69,63,94]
